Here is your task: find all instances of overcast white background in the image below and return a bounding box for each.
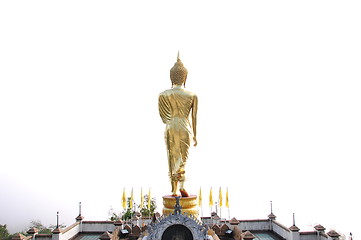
[0,0,360,238]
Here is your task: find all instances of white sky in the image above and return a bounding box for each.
[1,0,360,238]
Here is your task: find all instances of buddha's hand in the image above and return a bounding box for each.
[193,136,198,146]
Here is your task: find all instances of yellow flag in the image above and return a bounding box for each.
[209,187,213,207]
[226,187,229,208]
[198,187,202,207]
[219,187,223,207]
[148,188,151,210]
[130,188,134,209]
[122,188,126,209]
[140,188,144,209]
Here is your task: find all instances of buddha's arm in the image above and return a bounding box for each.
[158,94,171,124]
[192,95,198,146]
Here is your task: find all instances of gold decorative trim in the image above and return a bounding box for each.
[162,195,199,216]
[163,195,197,209]
[162,207,199,216]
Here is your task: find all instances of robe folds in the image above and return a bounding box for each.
[158,87,197,182]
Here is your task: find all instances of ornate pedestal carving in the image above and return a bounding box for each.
[147,212,206,240]
[162,195,199,216]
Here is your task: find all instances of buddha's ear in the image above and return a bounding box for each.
[183,76,187,88]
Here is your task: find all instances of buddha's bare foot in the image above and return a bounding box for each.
[180,189,189,197]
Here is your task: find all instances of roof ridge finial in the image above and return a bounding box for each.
[56,211,59,229]
[76,202,84,221]
[268,201,276,220]
[289,213,300,232]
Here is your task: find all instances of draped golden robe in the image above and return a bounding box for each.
[158,86,198,183]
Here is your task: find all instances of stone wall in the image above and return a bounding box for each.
[81,222,115,233]
[239,220,270,231]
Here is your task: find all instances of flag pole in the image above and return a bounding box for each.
[130,187,134,216]
[140,187,143,228]
[219,187,222,220]
[209,187,213,224]
[140,187,144,209]
[226,187,230,220]
[220,204,222,220]
[198,187,203,218]
[148,187,151,217]
[122,187,127,211]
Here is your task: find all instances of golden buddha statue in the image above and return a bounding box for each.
[158,53,198,197]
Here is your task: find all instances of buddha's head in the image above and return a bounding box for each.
[170,52,188,87]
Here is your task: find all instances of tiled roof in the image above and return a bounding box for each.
[314,224,326,231]
[254,232,285,240]
[289,225,300,232]
[327,230,340,238]
[99,232,112,240]
[12,233,26,240]
[243,231,256,240]
[79,234,102,240]
[27,227,39,234]
[52,228,62,234]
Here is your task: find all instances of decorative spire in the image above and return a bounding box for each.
[268,201,276,220]
[56,211,59,228]
[289,213,300,232]
[76,202,84,222]
[52,212,62,234]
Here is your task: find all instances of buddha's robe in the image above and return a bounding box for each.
[158,87,197,182]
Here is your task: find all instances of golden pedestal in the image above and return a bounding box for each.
[162,195,199,216]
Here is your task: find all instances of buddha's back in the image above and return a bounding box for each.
[158,53,198,197]
[159,87,196,122]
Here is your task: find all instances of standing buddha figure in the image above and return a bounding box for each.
[158,53,198,197]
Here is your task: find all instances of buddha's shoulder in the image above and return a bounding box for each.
[159,89,172,96]
[159,88,197,98]
[182,89,197,97]
[159,88,197,99]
